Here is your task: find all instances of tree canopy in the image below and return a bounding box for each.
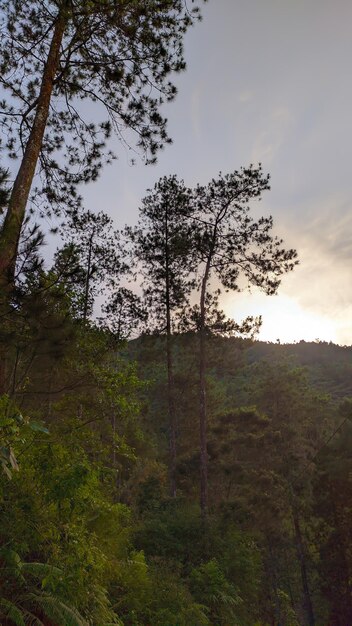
[0,0,204,285]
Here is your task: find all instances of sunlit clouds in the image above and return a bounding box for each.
[223,291,341,345]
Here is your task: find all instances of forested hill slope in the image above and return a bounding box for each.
[247,339,352,398]
[125,332,352,625]
[129,334,352,400]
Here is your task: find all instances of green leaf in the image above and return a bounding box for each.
[27,592,88,626]
[22,562,63,582]
[9,446,19,471]
[13,412,25,424]
[29,421,49,434]
[0,599,26,626]
[1,461,13,479]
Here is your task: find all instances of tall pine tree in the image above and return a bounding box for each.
[0,0,204,288]
[191,165,298,515]
[127,175,194,496]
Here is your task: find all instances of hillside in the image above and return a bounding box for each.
[129,334,352,399]
[248,339,352,398]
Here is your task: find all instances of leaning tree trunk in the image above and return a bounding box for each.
[0,7,67,290]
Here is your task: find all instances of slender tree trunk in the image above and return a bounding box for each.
[199,259,211,517]
[166,322,177,497]
[0,346,8,395]
[165,211,177,497]
[291,504,315,626]
[197,205,226,518]
[330,485,352,623]
[283,546,296,612]
[267,539,284,626]
[83,232,94,321]
[0,7,67,289]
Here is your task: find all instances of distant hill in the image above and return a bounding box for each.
[128,335,352,400]
[246,340,352,398]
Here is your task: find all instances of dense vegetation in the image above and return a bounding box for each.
[1,272,352,625]
[0,2,351,624]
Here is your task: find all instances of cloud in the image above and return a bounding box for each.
[272,196,352,344]
[223,291,339,344]
[250,106,294,165]
[219,186,352,346]
[238,90,254,104]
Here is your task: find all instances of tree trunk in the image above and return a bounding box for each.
[267,539,284,626]
[291,504,315,626]
[197,206,224,518]
[164,208,177,497]
[83,232,94,321]
[330,485,352,624]
[166,326,177,497]
[199,260,211,517]
[0,6,67,289]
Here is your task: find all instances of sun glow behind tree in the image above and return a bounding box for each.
[224,292,339,344]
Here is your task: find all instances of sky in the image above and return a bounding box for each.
[67,0,352,345]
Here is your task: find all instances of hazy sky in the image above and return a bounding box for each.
[78,0,352,345]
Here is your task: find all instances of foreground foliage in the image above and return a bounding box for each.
[1,261,351,624]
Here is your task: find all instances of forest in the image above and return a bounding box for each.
[0,1,351,625]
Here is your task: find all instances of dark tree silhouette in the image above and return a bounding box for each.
[0,0,204,288]
[127,175,194,496]
[192,165,298,516]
